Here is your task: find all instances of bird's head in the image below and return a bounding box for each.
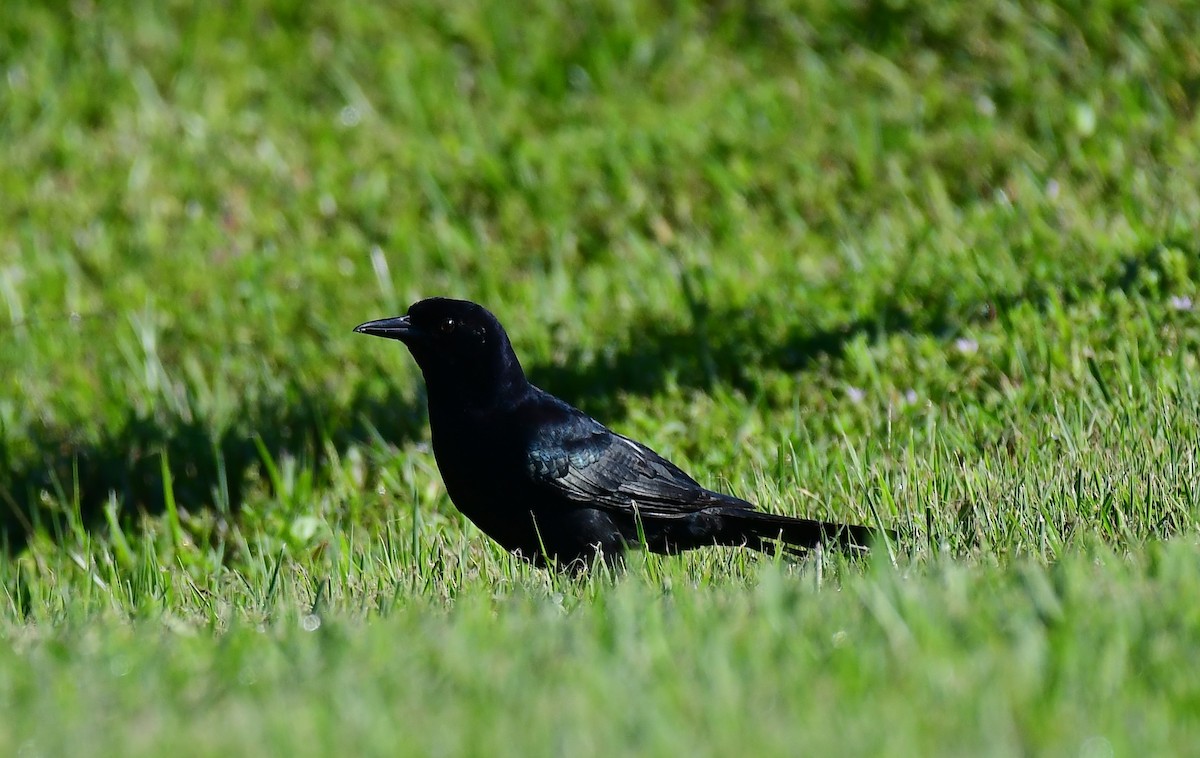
[354,297,526,405]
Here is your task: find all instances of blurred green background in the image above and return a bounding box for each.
[2,1,1200,754]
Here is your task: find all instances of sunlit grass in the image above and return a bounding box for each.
[2,0,1200,755]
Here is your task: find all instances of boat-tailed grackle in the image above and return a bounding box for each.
[356,297,891,570]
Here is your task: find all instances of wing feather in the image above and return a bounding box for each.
[526,413,744,517]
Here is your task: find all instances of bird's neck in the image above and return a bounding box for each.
[423,351,529,416]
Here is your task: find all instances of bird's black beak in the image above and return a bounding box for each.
[354,315,419,342]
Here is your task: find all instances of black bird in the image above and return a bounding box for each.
[355,297,888,570]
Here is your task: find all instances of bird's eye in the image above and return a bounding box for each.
[438,318,457,335]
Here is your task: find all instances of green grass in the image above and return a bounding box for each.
[3,0,1200,754]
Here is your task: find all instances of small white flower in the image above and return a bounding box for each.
[339,105,361,127]
[955,338,979,355]
[974,94,996,118]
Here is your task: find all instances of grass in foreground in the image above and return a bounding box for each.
[6,544,1200,755]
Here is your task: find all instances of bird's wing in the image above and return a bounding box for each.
[525,413,744,518]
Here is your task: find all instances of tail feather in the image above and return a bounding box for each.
[713,508,889,556]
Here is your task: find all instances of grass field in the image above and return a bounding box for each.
[3,1,1200,754]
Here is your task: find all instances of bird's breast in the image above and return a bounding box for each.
[428,416,523,511]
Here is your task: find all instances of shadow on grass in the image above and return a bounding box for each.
[0,383,428,554]
[533,240,1195,416]
[0,242,1192,552]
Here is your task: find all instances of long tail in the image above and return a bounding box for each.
[711,508,891,556]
